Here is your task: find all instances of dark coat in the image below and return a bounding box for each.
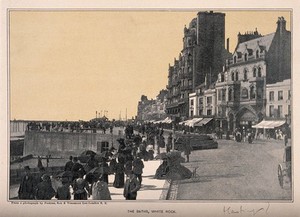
[35,181,56,200]
[18,174,37,199]
[55,184,71,200]
[132,159,144,175]
[123,176,140,200]
[64,160,74,171]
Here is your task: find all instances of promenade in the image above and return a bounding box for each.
[10,156,169,201]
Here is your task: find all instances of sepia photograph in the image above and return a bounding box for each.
[1,1,300,217]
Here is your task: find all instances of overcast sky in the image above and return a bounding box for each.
[10,10,290,121]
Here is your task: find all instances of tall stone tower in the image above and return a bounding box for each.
[195,11,226,87]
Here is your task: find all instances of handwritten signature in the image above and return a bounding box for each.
[223,203,270,216]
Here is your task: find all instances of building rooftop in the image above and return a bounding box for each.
[234,32,275,55]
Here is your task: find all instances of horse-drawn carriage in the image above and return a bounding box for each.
[278,146,291,189]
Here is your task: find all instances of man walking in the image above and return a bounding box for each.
[18,166,36,199]
[132,156,144,184]
[123,171,140,200]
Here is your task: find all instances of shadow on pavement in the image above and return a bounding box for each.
[143,175,155,178]
[110,192,123,196]
[139,184,168,191]
[179,173,244,184]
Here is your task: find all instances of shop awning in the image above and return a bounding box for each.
[194,118,213,127]
[179,120,188,125]
[162,117,172,124]
[252,120,285,129]
[178,118,203,127]
[185,118,203,127]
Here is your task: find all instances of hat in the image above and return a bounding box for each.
[24,166,30,171]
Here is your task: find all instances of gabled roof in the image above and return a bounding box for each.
[234,32,275,55]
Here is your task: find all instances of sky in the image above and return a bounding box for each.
[9,10,291,121]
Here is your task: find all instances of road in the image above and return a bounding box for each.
[173,138,292,200]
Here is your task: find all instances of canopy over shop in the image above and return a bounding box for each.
[252,120,286,129]
[194,118,213,127]
[178,118,203,127]
[252,120,287,139]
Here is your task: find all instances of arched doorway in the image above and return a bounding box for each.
[236,107,257,130]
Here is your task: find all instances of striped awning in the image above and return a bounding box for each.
[185,118,203,127]
[252,120,285,129]
[194,118,213,127]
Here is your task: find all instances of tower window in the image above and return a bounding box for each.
[244,69,248,80]
[235,71,239,81]
[258,67,262,77]
[241,88,249,99]
[253,68,257,77]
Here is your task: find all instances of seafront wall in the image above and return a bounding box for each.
[24,131,122,157]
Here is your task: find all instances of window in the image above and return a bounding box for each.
[250,86,256,99]
[222,89,226,101]
[221,73,225,82]
[199,97,203,105]
[234,56,237,64]
[228,89,233,101]
[278,91,283,100]
[269,91,274,101]
[258,67,262,77]
[190,99,194,106]
[207,96,212,104]
[244,69,248,80]
[199,109,203,115]
[218,90,222,101]
[269,105,275,117]
[256,50,259,58]
[253,68,257,77]
[235,71,239,81]
[288,90,291,100]
[217,108,222,116]
[241,88,249,99]
[231,72,235,81]
[244,53,248,61]
[207,109,212,116]
[278,105,283,118]
[190,110,194,117]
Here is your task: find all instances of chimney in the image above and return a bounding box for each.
[276,17,286,34]
[226,38,230,52]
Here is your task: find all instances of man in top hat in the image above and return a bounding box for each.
[18,166,37,200]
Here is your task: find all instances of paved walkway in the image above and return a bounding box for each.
[10,158,169,201]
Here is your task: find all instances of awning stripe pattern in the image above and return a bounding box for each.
[179,118,203,127]
[252,120,285,129]
[194,118,213,127]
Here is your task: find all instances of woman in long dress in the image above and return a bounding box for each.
[113,160,125,188]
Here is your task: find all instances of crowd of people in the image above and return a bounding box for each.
[26,119,119,134]
[17,123,174,201]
